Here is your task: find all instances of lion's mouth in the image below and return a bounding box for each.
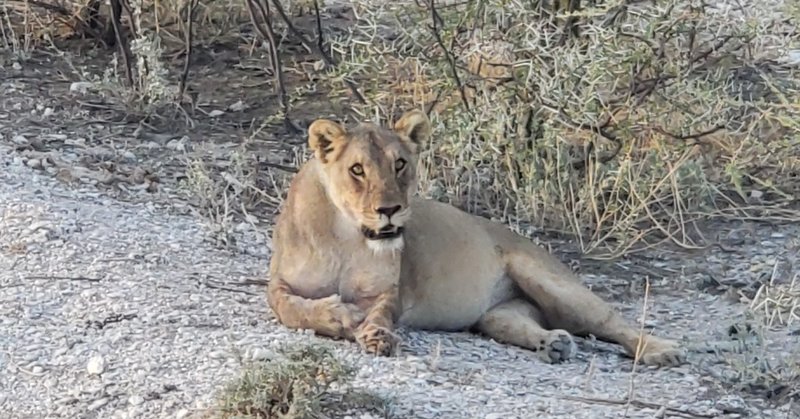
[361,225,404,240]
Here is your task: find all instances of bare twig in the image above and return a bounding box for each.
[236,278,270,287]
[2,350,48,377]
[689,35,736,67]
[625,277,651,416]
[86,313,138,330]
[312,0,325,56]
[109,0,133,87]
[556,0,583,46]
[654,124,726,142]
[177,0,199,103]
[259,161,298,174]
[118,0,151,92]
[26,275,103,282]
[425,0,472,114]
[268,0,367,104]
[542,103,622,170]
[558,395,716,419]
[83,0,112,45]
[202,279,258,295]
[245,0,301,133]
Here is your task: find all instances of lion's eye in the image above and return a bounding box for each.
[349,164,364,177]
[395,158,406,172]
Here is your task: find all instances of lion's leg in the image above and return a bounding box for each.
[504,252,686,367]
[477,299,576,363]
[353,286,400,356]
[267,277,365,340]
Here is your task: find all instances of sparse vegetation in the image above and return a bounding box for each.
[182,143,292,249]
[3,0,799,413]
[210,344,390,419]
[709,312,800,404]
[729,272,800,402]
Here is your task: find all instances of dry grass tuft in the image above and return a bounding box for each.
[181,141,299,249]
[210,344,391,419]
[748,274,800,329]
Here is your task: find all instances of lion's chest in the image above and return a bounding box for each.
[337,249,401,305]
[284,240,400,304]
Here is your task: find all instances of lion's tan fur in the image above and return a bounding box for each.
[268,110,687,366]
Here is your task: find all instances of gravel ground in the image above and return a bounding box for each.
[1,4,800,413]
[2,139,799,419]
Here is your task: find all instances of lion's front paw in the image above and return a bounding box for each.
[638,336,687,367]
[316,295,366,338]
[534,329,576,364]
[355,322,398,357]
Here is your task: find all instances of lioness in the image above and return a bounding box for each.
[267,109,686,366]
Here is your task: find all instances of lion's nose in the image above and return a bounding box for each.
[376,205,401,217]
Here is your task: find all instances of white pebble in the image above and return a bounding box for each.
[11,134,28,145]
[121,151,137,162]
[69,81,94,94]
[250,348,272,361]
[88,398,108,411]
[87,355,106,375]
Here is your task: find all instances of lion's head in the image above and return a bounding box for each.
[308,110,431,252]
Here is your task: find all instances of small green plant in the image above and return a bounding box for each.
[212,344,391,419]
[712,314,800,404]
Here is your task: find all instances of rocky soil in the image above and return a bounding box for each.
[3,125,800,419]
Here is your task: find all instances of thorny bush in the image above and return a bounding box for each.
[323,0,800,258]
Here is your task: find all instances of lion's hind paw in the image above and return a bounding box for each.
[639,337,687,367]
[536,329,577,364]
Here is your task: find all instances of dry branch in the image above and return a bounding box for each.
[267,0,366,104]
[110,0,133,87]
[558,394,717,419]
[312,0,325,56]
[424,0,471,114]
[177,0,200,103]
[245,0,300,133]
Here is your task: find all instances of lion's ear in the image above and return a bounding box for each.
[393,109,431,148]
[308,119,347,163]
